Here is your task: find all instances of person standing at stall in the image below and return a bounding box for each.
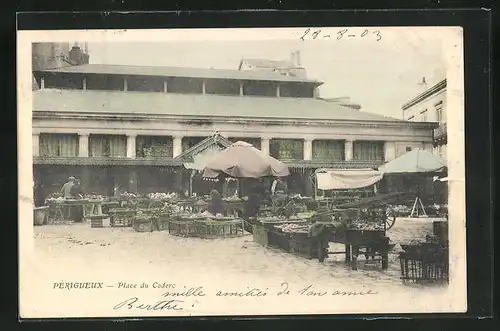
[61,176,75,198]
[208,189,224,215]
[70,179,84,222]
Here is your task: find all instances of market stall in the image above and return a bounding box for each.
[202,140,291,233]
[378,149,447,218]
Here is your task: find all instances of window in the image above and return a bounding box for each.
[420,109,428,122]
[435,101,443,123]
[270,139,304,160]
[406,146,412,152]
[136,136,173,158]
[39,133,79,157]
[353,141,385,161]
[312,140,344,161]
[89,135,127,157]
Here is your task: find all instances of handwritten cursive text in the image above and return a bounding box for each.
[113,297,184,311]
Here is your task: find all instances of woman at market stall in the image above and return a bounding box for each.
[207,189,224,215]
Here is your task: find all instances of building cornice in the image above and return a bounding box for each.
[33,111,438,130]
[401,79,447,110]
[32,156,384,169]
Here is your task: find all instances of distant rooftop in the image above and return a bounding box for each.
[238,58,297,69]
[36,63,322,85]
[33,89,403,123]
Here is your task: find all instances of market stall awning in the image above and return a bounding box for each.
[315,168,383,190]
[203,141,290,178]
[378,149,446,174]
[183,144,223,171]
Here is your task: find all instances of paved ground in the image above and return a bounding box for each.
[25,217,449,317]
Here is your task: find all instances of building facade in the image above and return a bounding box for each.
[401,79,447,161]
[32,43,437,202]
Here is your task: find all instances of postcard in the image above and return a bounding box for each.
[18,26,466,318]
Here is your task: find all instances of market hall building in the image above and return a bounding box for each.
[31,43,437,204]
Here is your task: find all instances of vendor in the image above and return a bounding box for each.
[69,179,84,222]
[61,176,75,199]
[207,189,224,215]
[271,178,287,196]
[70,179,84,199]
[244,185,262,219]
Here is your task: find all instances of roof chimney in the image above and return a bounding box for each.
[69,43,90,66]
[291,50,301,67]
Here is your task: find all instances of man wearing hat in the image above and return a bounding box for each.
[61,176,75,199]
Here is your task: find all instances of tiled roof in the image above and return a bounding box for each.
[36,63,321,84]
[33,89,404,123]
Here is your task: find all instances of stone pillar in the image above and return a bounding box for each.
[276,84,281,98]
[123,77,128,91]
[129,170,138,193]
[303,169,314,197]
[344,140,354,161]
[239,82,244,96]
[384,141,396,162]
[126,134,136,159]
[303,139,313,161]
[173,136,183,158]
[261,137,270,155]
[32,133,40,157]
[202,81,206,94]
[83,76,87,90]
[78,134,89,157]
[163,79,168,93]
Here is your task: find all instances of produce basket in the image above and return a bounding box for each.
[194,219,245,239]
[133,218,153,232]
[33,206,49,226]
[109,208,136,227]
[399,250,449,284]
[168,219,198,237]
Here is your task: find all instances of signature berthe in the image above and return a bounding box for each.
[113,297,184,311]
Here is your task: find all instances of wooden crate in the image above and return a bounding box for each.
[194,220,244,239]
[90,214,109,228]
[109,209,136,227]
[253,224,269,246]
[289,234,322,259]
[268,231,290,252]
[34,206,49,226]
[133,219,153,232]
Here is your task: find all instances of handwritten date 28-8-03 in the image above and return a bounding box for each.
[300,28,382,41]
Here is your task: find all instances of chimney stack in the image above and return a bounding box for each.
[69,42,90,66]
[291,50,301,67]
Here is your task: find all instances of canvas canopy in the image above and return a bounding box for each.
[183,144,223,171]
[378,149,446,174]
[315,168,383,190]
[202,141,290,178]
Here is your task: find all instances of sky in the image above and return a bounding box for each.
[86,29,448,119]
